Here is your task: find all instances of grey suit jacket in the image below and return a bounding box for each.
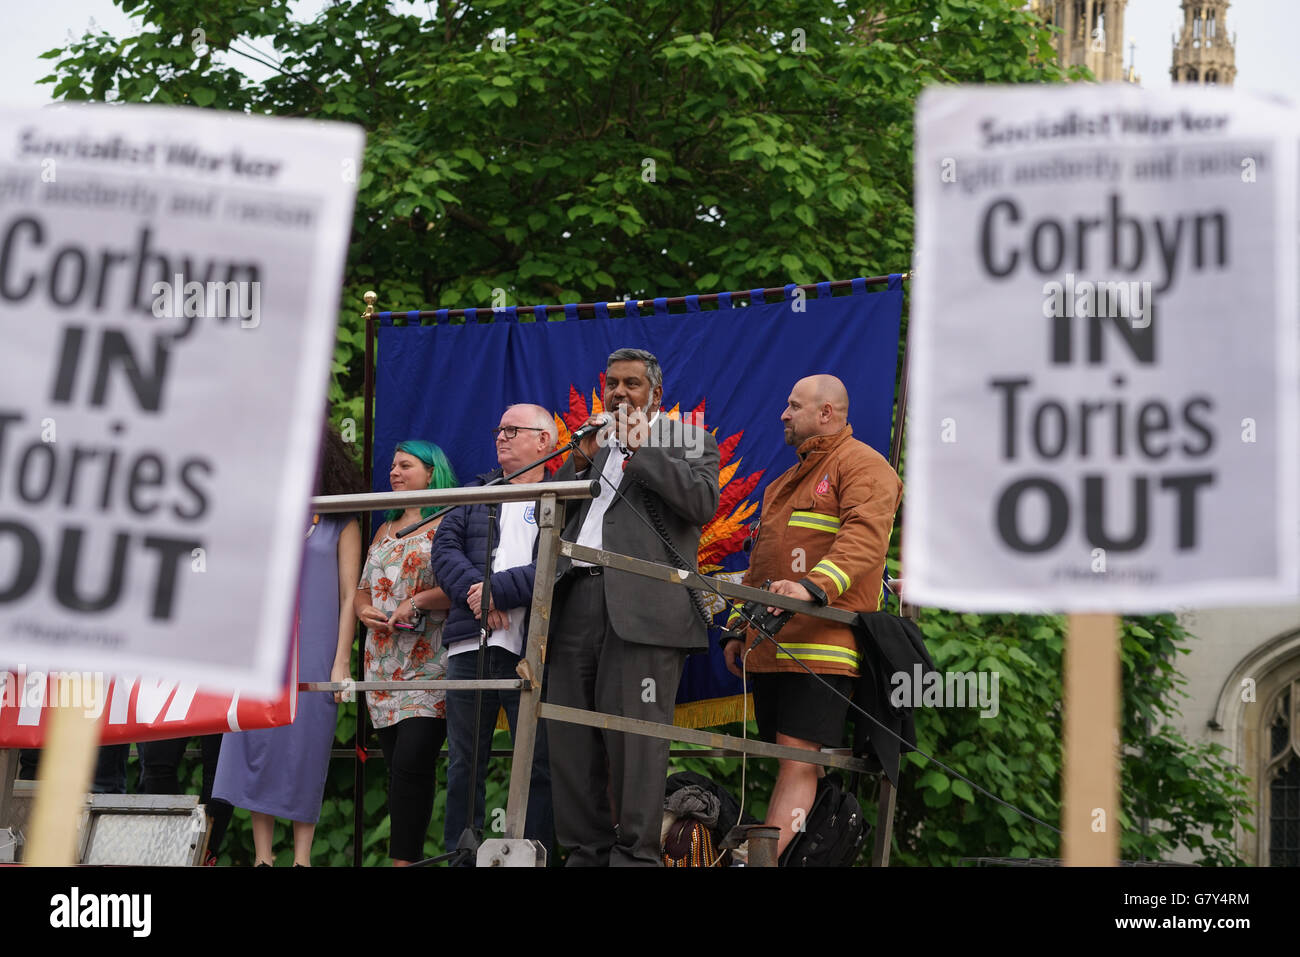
[553,416,720,651]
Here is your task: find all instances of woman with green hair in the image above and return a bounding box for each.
[354,439,458,865]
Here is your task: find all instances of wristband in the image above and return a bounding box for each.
[798,577,829,606]
[717,629,745,652]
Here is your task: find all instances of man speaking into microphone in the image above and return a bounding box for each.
[547,347,719,866]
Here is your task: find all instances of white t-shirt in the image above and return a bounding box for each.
[446,499,538,657]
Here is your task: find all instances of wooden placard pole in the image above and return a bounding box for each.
[1062,613,1120,866]
[24,674,103,865]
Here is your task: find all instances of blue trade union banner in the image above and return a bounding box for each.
[373,277,903,726]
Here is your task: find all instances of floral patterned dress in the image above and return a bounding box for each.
[359,521,448,729]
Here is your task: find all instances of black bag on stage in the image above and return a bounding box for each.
[779,773,868,867]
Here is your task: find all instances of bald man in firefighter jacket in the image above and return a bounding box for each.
[722,374,902,858]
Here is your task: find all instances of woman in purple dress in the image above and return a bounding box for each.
[214,425,364,866]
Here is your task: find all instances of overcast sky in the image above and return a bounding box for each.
[1,1,1296,106]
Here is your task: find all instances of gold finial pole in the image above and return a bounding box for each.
[363,290,377,318]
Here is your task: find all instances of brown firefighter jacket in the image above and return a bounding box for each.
[729,425,902,677]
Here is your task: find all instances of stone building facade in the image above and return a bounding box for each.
[1170,0,1236,86]
[1030,0,1138,82]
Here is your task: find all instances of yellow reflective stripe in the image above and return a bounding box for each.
[789,519,837,532]
[813,559,851,595]
[774,650,860,665]
[775,642,862,666]
[726,607,744,627]
[789,510,841,527]
[788,511,840,533]
[776,653,859,666]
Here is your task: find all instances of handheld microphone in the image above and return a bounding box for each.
[569,413,613,442]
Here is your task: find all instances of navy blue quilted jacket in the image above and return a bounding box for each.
[431,469,539,650]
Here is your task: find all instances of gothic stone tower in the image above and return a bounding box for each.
[1031,1,1133,82]
[1171,1,1236,85]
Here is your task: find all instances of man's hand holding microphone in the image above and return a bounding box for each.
[571,404,650,467]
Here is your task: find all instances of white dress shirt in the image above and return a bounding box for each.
[572,411,659,564]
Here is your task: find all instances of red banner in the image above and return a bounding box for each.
[0,641,297,748]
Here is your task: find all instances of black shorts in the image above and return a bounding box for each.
[752,672,854,748]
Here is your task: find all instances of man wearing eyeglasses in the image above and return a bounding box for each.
[431,403,557,861]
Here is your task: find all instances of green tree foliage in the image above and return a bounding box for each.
[43,0,1068,425]
[672,613,1250,867]
[887,611,1251,865]
[44,2,1250,866]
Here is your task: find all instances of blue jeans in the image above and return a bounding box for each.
[444,645,553,859]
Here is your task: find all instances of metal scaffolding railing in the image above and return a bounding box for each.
[308,482,897,866]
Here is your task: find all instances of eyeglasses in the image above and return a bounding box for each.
[493,426,547,441]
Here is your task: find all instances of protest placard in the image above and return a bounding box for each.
[0,106,362,695]
[906,85,1298,612]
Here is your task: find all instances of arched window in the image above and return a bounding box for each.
[1263,682,1300,866]
[1206,70,1218,86]
[1186,67,1199,83]
[1212,630,1300,864]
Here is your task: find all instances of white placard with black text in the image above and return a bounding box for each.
[905,86,1298,612]
[0,106,363,694]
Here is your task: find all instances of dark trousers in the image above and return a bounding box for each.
[138,736,221,796]
[444,646,553,860]
[546,574,686,866]
[374,716,446,861]
[19,745,128,794]
[137,735,234,856]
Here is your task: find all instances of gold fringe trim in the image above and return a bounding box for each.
[673,694,754,730]
[490,697,754,733]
